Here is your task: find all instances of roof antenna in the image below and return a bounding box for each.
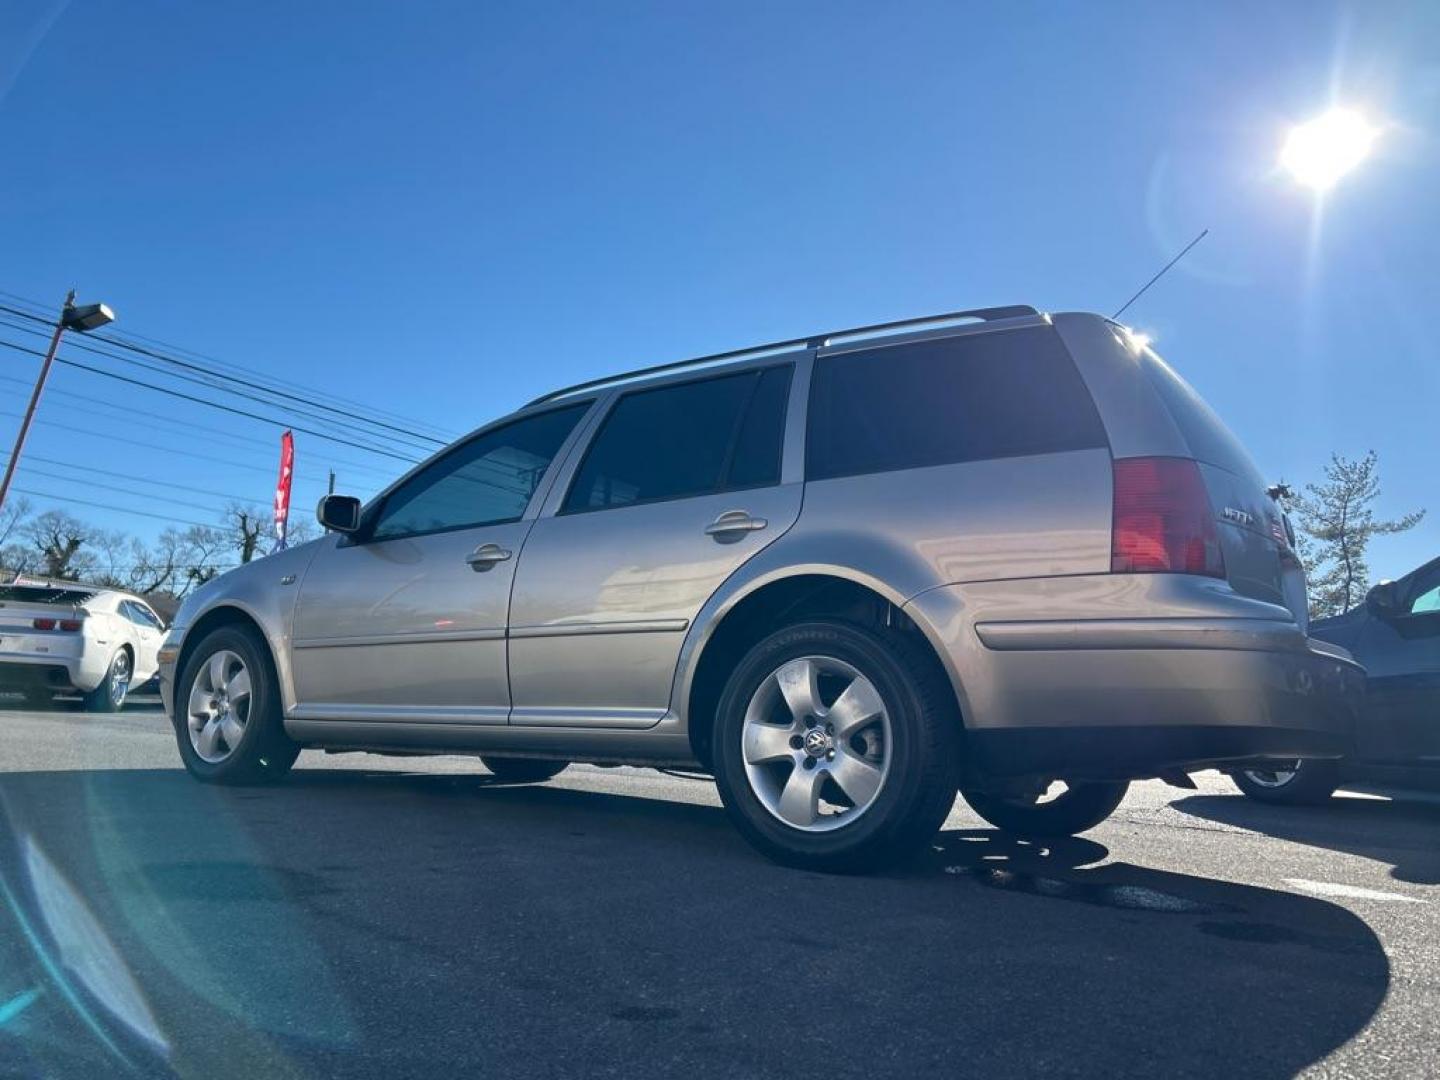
[1112,228,1209,320]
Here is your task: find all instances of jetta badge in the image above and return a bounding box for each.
[1222,507,1254,527]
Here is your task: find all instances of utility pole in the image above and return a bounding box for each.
[0,291,116,513]
[328,470,336,495]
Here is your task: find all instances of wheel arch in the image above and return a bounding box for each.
[678,568,968,768]
[175,603,283,707]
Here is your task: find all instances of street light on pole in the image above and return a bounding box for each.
[0,290,116,513]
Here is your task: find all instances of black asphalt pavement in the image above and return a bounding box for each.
[1,698,1436,1078]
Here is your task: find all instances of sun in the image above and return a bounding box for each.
[1280,108,1380,191]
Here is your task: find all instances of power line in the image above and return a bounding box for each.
[50,563,239,572]
[24,454,259,504]
[0,370,400,482]
[0,336,424,465]
[18,466,234,517]
[0,314,438,457]
[0,298,455,448]
[8,487,218,529]
[0,407,371,487]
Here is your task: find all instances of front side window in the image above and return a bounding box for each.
[563,365,791,513]
[806,327,1108,481]
[370,403,589,541]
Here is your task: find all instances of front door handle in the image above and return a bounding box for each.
[705,510,768,542]
[465,543,513,571]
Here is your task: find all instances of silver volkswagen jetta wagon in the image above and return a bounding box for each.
[160,305,1362,870]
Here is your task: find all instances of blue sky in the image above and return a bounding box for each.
[1,1,1436,578]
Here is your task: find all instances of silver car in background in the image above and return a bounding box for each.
[1,579,166,711]
[158,305,1363,870]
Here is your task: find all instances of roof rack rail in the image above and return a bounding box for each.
[525,304,1039,406]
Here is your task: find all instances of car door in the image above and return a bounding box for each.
[290,402,592,721]
[508,363,802,728]
[120,600,166,681]
[1354,558,1440,763]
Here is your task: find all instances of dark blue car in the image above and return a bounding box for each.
[1233,555,1440,803]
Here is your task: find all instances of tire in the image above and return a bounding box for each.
[480,757,569,784]
[963,781,1128,838]
[1231,759,1340,805]
[173,626,300,785]
[711,620,962,873]
[83,649,133,713]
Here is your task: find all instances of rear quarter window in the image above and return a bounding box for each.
[1139,351,1258,480]
[806,326,1107,480]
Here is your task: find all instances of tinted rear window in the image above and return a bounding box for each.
[563,365,792,512]
[806,326,1107,480]
[725,365,791,489]
[0,585,95,605]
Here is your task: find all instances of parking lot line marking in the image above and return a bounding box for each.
[1283,878,1425,904]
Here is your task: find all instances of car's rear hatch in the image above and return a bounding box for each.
[0,585,92,662]
[1135,349,1309,629]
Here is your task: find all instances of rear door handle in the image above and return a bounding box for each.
[705,510,768,542]
[465,543,513,571]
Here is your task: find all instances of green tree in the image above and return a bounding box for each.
[1291,451,1424,618]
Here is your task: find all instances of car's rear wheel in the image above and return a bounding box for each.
[962,780,1128,838]
[174,626,300,784]
[712,620,961,873]
[83,649,132,713]
[1232,759,1339,805]
[480,757,569,783]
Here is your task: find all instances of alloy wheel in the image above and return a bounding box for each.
[187,650,252,764]
[109,651,132,708]
[1241,762,1301,788]
[740,655,892,832]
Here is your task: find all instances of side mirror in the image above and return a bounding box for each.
[317,494,362,533]
[1366,580,1400,618]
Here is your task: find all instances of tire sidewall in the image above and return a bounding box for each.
[712,621,954,869]
[173,626,288,782]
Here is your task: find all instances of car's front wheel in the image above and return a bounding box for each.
[173,626,300,784]
[1231,760,1339,805]
[712,620,961,873]
[962,780,1129,838]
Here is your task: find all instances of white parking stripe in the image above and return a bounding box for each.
[1283,878,1426,904]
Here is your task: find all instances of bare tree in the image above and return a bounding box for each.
[126,528,193,595]
[0,497,34,577]
[1291,451,1424,618]
[0,496,31,548]
[22,510,95,580]
[226,504,269,564]
[179,524,229,593]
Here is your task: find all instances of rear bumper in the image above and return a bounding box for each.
[905,583,1364,781]
[969,636,1361,779]
[0,656,80,692]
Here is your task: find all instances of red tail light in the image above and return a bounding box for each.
[32,618,56,631]
[1111,457,1225,578]
[59,619,83,632]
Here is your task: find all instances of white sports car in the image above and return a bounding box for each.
[0,579,167,711]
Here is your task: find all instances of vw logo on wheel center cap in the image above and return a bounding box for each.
[803,728,832,757]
